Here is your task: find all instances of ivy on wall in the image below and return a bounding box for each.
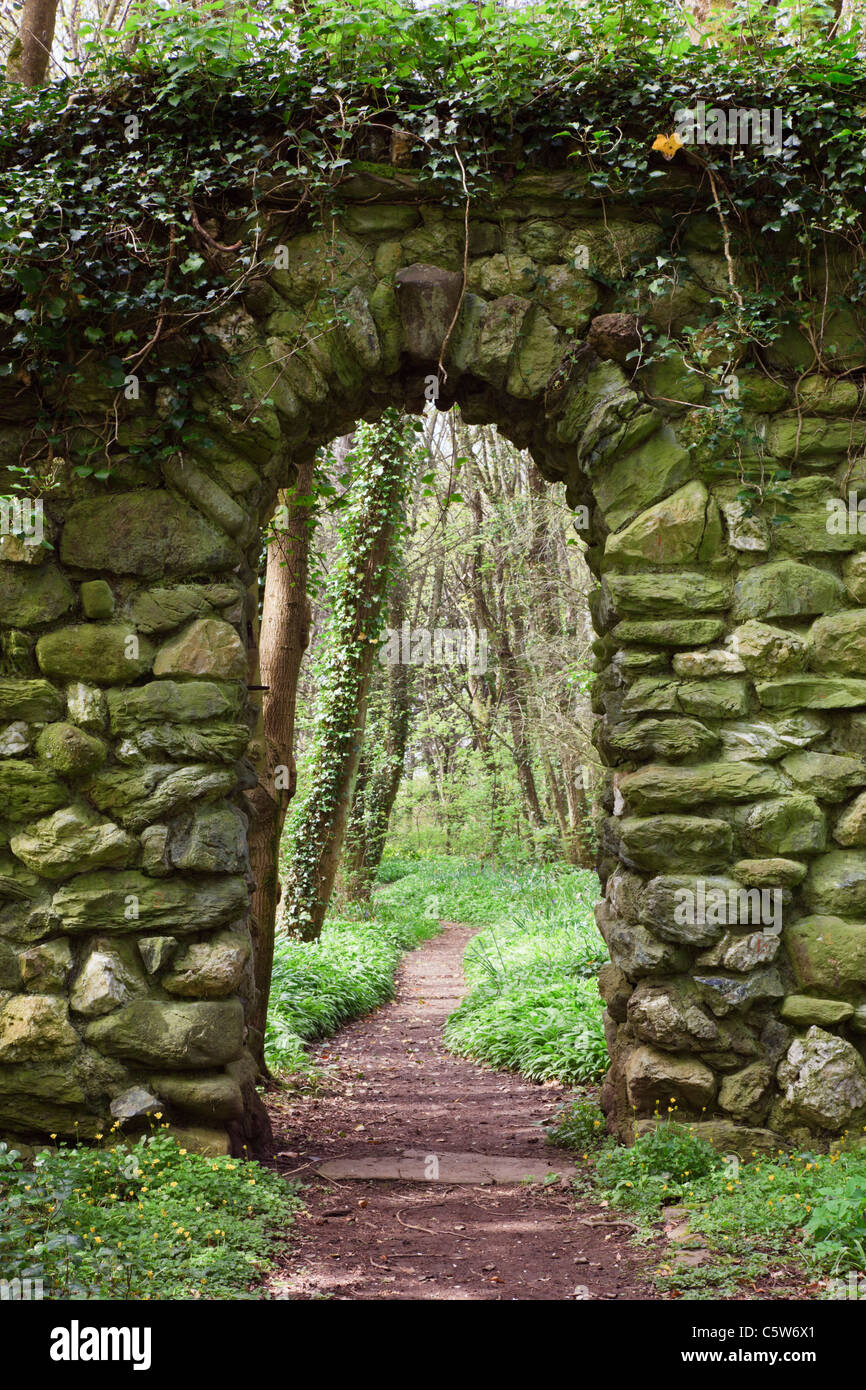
[1,0,866,497]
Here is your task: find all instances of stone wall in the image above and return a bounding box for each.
[2,164,866,1154]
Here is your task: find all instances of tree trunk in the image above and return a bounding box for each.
[339,747,371,900]
[6,0,58,85]
[280,411,414,940]
[361,571,411,877]
[245,457,314,1069]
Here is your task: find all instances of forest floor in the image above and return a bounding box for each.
[265,920,660,1300]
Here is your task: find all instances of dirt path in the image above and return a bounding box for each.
[267,921,660,1300]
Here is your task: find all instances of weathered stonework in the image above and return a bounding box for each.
[3,159,866,1155]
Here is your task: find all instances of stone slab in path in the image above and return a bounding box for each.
[315,1149,576,1184]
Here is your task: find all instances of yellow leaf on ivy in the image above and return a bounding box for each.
[652,133,684,161]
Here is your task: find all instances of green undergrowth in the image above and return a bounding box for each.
[265,861,442,1073]
[266,856,609,1086]
[555,1110,866,1299]
[440,862,609,1084]
[0,1128,301,1300]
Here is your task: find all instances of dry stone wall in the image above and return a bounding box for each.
[1,163,866,1155]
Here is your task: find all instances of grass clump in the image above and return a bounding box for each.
[0,1129,301,1300]
[442,864,609,1084]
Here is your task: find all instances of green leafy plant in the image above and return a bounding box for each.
[0,1130,301,1300]
[548,1097,608,1152]
[595,1124,722,1213]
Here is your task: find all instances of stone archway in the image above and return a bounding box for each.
[2,160,866,1156]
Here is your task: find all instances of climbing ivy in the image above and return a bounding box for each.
[280,408,421,940]
[2,0,866,492]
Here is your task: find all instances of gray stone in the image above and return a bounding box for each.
[672,648,744,678]
[161,455,247,538]
[693,967,784,1016]
[627,977,720,1050]
[676,679,751,719]
[149,1071,244,1122]
[732,561,845,622]
[35,722,107,776]
[640,875,742,948]
[106,681,243,733]
[595,904,689,981]
[162,929,250,998]
[777,1027,866,1131]
[605,571,729,615]
[83,999,245,1068]
[784,914,866,994]
[782,751,866,802]
[757,675,866,710]
[0,681,63,723]
[153,619,246,680]
[733,795,826,856]
[140,825,170,877]
[619,761,785,813]
[66,682,107,732]
[169,803,248,874]
[833,792,866,846]
[84,764,237,831]
[696,930,781,973]
[115,723,249,766]
[0,722,29,756]
[733,858,807,888]
[616,815,732,872]
[109,1085,162,1122]
[80,580,115,619]
[604,717,719,763]
[137,935,178,975]
[18,939,71,993]
[805,851,866,915]
[625,1046,717,1112]
[60,492,240,577]
[718,712,827,762]
[0,994,78,1061]
[36,625,154,687]
[0,762,66,822]
[605,482,721,566]
[0,565,74,629]
[52,871,247,935]
[717,1063,773,1123]
[10,805,137,880]
[732,620,807,676]
[70,944,145,1016]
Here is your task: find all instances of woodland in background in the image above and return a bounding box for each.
[275,410,597,939]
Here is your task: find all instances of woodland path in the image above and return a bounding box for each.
[266,921,660,1300]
